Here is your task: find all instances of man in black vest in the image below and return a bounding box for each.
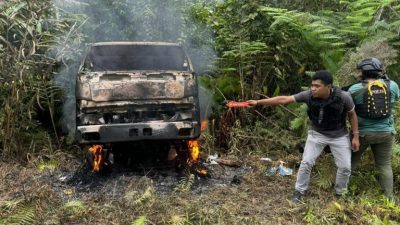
[247,70,359,203]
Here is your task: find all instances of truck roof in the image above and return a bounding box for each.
[92,42,181,47]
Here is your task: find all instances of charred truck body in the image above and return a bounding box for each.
[76,42,202,172]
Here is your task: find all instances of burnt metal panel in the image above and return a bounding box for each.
[75,42,200,144]
[89,80,185,101]
[76,121,200,143]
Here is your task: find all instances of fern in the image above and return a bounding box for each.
[134,187,154,206]
[0,199,24,212]
[37,159,59,172]
[259,6,344,50]
[174,169,195,193]
[0,202,36,225]
[393,144,400,156]
[124,186,155,207]
[63,200,85,215]
[289,104,309,138]
[303,207,317,224]
[315,154,336,190]
[259,0,400,74]
[168,214,189,225]
[362,214,387,224]
[132,215,147,225]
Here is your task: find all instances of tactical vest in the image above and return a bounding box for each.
[354,80,391,119]
[307,88,346,131]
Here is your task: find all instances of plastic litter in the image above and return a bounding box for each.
[277,164,293,176]
[265,160,293,176]
[206,154,219,165]
[58,176,67,181]
[265,167,277,176]
[260,157,272,162]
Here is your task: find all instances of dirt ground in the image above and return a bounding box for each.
[1,147,398,225]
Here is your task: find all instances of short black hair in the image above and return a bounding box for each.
[361,70,381,79]
[312,70,333,85]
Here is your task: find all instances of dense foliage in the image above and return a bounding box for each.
[195,0,400,150]
[0,0,75,158]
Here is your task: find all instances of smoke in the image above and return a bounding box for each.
[198,86,214,122]
[54,64,80,134]
[50,0,216,135]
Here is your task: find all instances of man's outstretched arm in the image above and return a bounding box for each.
[247,96,295,107]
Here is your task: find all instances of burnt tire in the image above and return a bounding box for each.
[85,146,114,174]
[85,148,96,172]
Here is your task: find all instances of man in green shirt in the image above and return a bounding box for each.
[348,58,399,201]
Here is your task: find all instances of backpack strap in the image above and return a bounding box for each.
[368,80,388,95]
[384,79,391,92]
[350,82,367,98]
[350,80,391,98]
[384,79,391,102]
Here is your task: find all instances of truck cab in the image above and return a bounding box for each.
[76,42,201,144]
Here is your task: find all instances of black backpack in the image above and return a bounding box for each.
[353,80,392,119]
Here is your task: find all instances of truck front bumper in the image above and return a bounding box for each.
[76,121,200,144]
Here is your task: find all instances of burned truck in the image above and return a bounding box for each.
[75,42,204,173]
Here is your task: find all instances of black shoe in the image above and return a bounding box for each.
[335,192,349,202]
[292,190,303,203]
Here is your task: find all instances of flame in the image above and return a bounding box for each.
[187,140,208,176]
[196,167,208,176]
[89,145,104,172]
[187,140,199,162]
[201,120,208,132]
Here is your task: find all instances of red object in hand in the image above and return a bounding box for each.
[226,101,250,108]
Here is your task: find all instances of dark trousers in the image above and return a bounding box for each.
[351,132,394,197]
